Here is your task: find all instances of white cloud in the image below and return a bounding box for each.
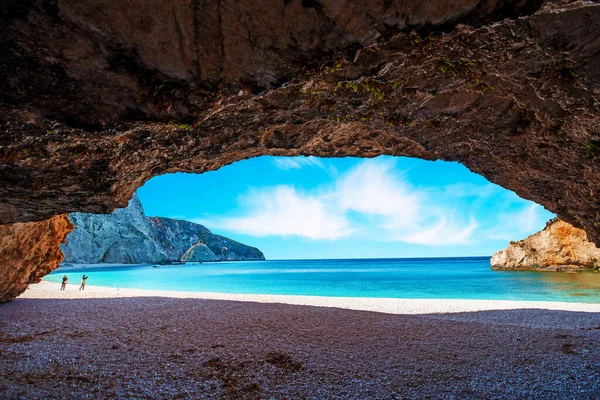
[336,159,421,229]
[215,186,351,240]
[518,204,540,232]
[398,216,479,246]
[272,156,325,170]
[204,158,480,246]
[486,203,550,240]
[441,183,499,199]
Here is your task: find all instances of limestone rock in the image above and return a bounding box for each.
[181,243,218,262]
[148,217,265,261]
[146,217,213,262]
[61,194,265,264]
[61,195,169,264]
[491,219,600,271]
[0,215,73,302]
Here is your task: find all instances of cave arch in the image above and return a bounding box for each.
[2,0,600,301]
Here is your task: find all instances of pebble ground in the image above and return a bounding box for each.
[1,297,600,399]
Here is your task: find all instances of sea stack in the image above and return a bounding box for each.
[491,218,600,271]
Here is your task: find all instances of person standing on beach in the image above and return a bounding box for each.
[60,275,68,291]
[79,275,88,291]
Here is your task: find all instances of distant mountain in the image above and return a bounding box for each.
[61,195,265,263]
[147,216,265,262]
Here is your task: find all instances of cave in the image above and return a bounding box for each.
[1,0,600,302]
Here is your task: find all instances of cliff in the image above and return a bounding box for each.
[61,195,265,264]
[491,219,600,271]
[148,217,265,262]
[61,195,169,264]
[181,243,218,262]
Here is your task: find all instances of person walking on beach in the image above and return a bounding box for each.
[60,275,68,291]
[79,275,88,291]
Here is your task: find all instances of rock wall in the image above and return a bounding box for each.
[0,215,73,302]
[61,194,265,264]
[491,219,600,271]
[61,195,169,264]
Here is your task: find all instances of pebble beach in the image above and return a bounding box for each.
[1,281,600,398]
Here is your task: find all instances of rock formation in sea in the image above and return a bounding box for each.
[491,218,600,271]
[61,194,265,264]
[2,0,600,300]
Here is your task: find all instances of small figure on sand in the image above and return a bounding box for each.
[60,275,68,291]
[79,275,88,291]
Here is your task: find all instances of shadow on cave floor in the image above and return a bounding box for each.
[1,297,600,399]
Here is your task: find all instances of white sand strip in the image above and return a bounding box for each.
[18,280,600,315]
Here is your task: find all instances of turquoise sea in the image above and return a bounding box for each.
[46,257,600,303]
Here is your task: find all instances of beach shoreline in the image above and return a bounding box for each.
[56,262,161,269]
[20,280,600,315]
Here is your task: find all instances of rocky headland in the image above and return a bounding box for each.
[147,216,265,262]
[61,195,264,264]
[491,218,600,271]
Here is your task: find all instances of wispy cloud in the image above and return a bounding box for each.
[214,186,352,240]
[336,159,421,229]
[440,183,500,199]
[518,203,541,232]
[485,203,549,240]
[398,216,479,246]
[204,158,482,245]
[272,156,325,170]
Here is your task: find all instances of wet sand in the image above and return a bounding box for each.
[1,282,600,399]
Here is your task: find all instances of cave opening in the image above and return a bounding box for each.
[37,155,600,302]
[63,155,557,263]
[34,155,600,302]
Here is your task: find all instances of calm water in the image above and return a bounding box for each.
[46,257,600,303]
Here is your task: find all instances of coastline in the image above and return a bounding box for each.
[20,280,600,315]
[56,262,170,269]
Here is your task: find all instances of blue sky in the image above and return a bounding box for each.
[137,156,554,260]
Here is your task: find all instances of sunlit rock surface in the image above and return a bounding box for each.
[491,219,600,271]
[61,195,265,264]
[0,215,73,302]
